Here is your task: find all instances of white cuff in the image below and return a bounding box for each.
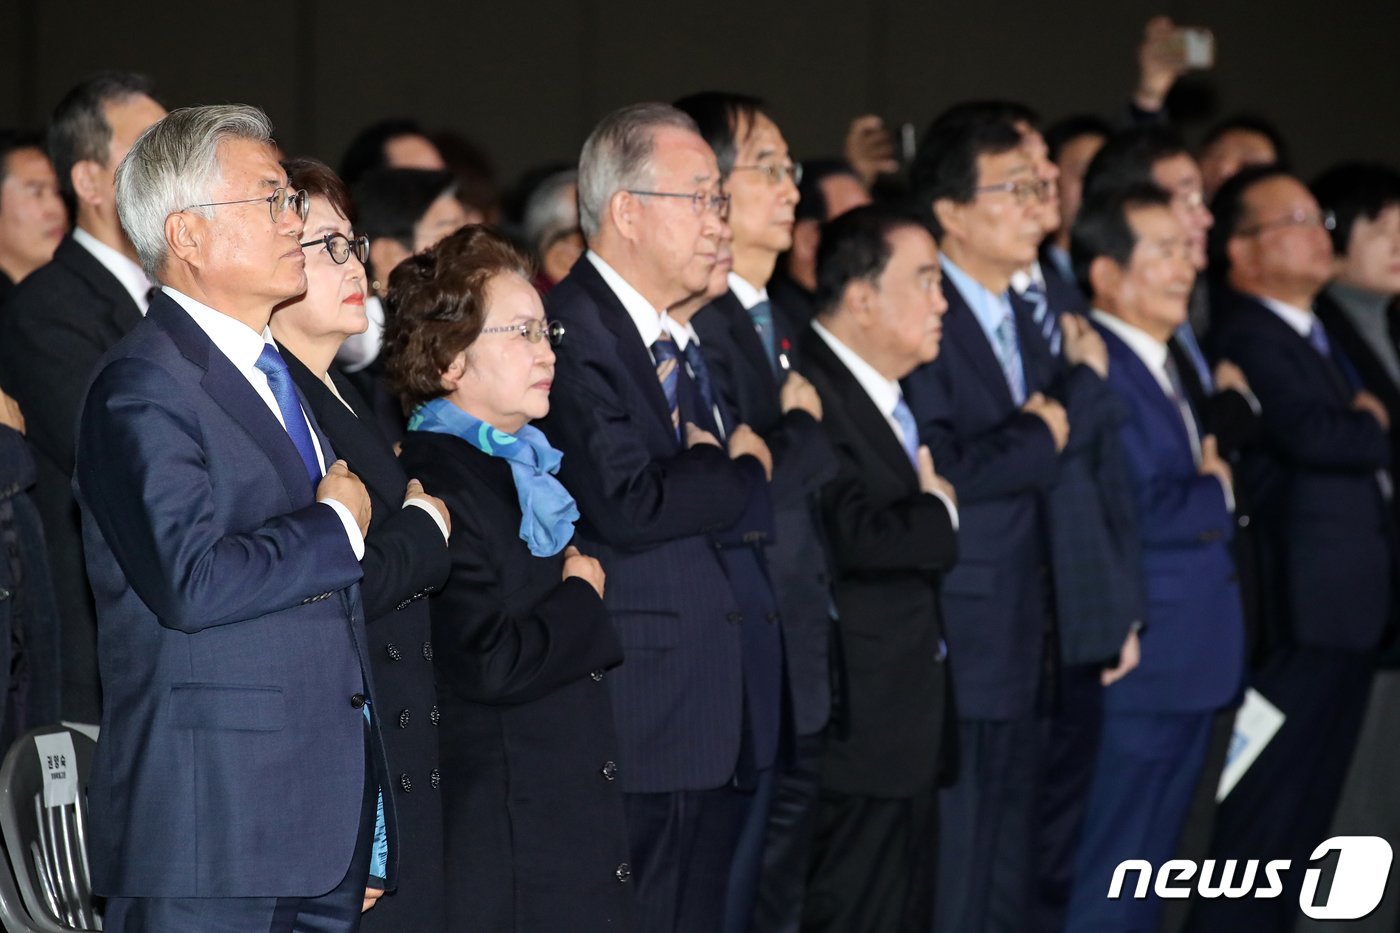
[405,498,451,542]
[321,499,366,559]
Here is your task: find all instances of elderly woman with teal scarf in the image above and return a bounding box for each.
[384,225,634,933]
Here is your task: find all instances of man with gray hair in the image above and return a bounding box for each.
[0,72,165,724]
[74,104,386,931]
[536,102,780,933]
[521,168,583,293]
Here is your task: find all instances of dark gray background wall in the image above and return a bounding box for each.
[3,0,1397,187]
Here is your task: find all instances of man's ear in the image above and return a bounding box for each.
[70,160,105,209]
[164,211,201,271]
[844,279,878,326]
[932,198,965,243]
[608,190,637,243]
[1087,255,1121,304]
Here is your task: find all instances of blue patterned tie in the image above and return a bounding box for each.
[651,335,682,440]
[1021,278,1061,356]
[748,299,780,375]
[892,395,921,470]
[254,344,322,490]
[682,341,724,438]
[992,312,1027,405]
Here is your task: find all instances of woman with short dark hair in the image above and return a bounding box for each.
[384,224,634,932]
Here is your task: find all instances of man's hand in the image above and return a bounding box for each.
[0,389,24,434]
[843,115,900,188]
[685,422,721,449]
[1212,359,1251,396]
[362,887,384,913]
[728,424,773,480]
[318,459,372,538]
[1061,313,1108,378]
[1101,628,1142,687]
[1023,392,1070,452]
[404,478,451,536]
[917,445,957,508]
[562,544,605,598]
[1135,15,1189,112]
[780,371,823,421]
[1353,390,1391,431]
[1198,434,1233,490]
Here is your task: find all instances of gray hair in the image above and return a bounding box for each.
[522,169,579,253]
[577,103,698,240]
[115,104,274,279]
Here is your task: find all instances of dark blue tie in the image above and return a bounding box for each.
[254,344,323,490]
[682,341,724,439]
[651,335,682,440]
[748,299,780,375]
[1174,324,1214,392]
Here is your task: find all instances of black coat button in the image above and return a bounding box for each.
[386,644,402,661]
[430,768,441,789]
[430,706,441,725]
[350,693,365,709]
[726,612,742,624]
[766,612,779,623]
[615,862,631,883]
[601,760,618,781]
[590,670,605,682]
[422,642,434,661]
[398,709,410,729]
[400,773,412,793]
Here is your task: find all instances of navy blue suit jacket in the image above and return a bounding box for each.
[536,257,773,793]
[1209,288,1394,650]
[75,294,390,897]
[1095,320,1245,712]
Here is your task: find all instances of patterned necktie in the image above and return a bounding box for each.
[992,312,1027,405]
[651,334,682,439]
[1162,352,1203,465]
[1021,277,1061,356]
[748,299,780,375]
[254,344,323,489]
[682,341,724,439]
[892,395,921,470]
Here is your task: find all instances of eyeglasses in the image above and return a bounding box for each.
[479,319,566,345]
[730,161,804,186]
[1172,188,1206,211]
[1238,208,1337,237]
[626,189,732,220]
[301,232,369,265]
[974,178,1053,204]
[186,186,309,224]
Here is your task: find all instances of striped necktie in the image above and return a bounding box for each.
[651,334,682,439]
[1021,278,1061,356]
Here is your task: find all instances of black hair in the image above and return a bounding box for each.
[673,91,768,177]
[1206,163,1296,274]
[352,168,457,280]
[339,119,435,188]
[0,130,47,203]
[47,71,158,199]
[1081,125,1192,203]
[1071,182,1173,298]
[1044,114,1112,165]
[815,204,932,314]
[1310,161,1400,255]
[1200,114,1289,170]
[796,157,862,223]
[909,111,1024,239]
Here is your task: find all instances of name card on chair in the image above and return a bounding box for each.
[34,733,78,808]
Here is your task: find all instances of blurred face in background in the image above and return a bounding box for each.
[1336,203,1400,297]
[0,146,66,281]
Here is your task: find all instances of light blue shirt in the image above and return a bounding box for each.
[940,255,1025,401]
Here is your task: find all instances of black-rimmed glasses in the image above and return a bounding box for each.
[626,189,732,220]
[974,178,1053,205]
[301,232,369,265]
[186,186,309,224]
[730,161,804,186]
[1238,208,1336,237]
[479,319,566,346]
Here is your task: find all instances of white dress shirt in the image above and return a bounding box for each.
[587,250,668,349]
[811,320,959,529]
[727,271,770,310]
[72,226,155,314]
[164,287,365,558]
[665,318,728,437]
[1257,295,1315,337]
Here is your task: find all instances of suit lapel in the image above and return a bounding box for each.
[1096,322,1197,461]
[58,236,144,334]
[721,290,780,392]
[943,278,1018,407]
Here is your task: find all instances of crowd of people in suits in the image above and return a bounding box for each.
[0,15,1396,933]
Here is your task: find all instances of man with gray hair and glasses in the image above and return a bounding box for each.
[537,102,779,933]
[74,104,388,931]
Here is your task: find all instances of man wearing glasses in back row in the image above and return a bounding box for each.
[75,105,389,931]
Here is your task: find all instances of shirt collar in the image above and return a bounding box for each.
[1090,309,1171,389]
[727,272,770,310]
[1256,294,1314,337]
[1009,260,1045,296]
[665,317,701,350]
[72,226,154,314]
[162,286,274,372]
[586,249,668,347]
[811,319,902,419]
[941,254,1014,345]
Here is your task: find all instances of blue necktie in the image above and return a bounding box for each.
[748,299,780,375]
[992,312,1027,405]
[1174,324,1214,392]
[254,344,322,490]
[651,335,682,440]
[892,395,921,470]
[682,341,724,439]
[1309,320,1363,391]
[1021,278,1061,356]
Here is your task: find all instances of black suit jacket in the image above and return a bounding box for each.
[400,431,633,932]
[0,234,144,722]
[1211,288,1394,650]
[799,324,957,798]
[536,256,771,793]
[280,349,449,931]
[693,290,839,736]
